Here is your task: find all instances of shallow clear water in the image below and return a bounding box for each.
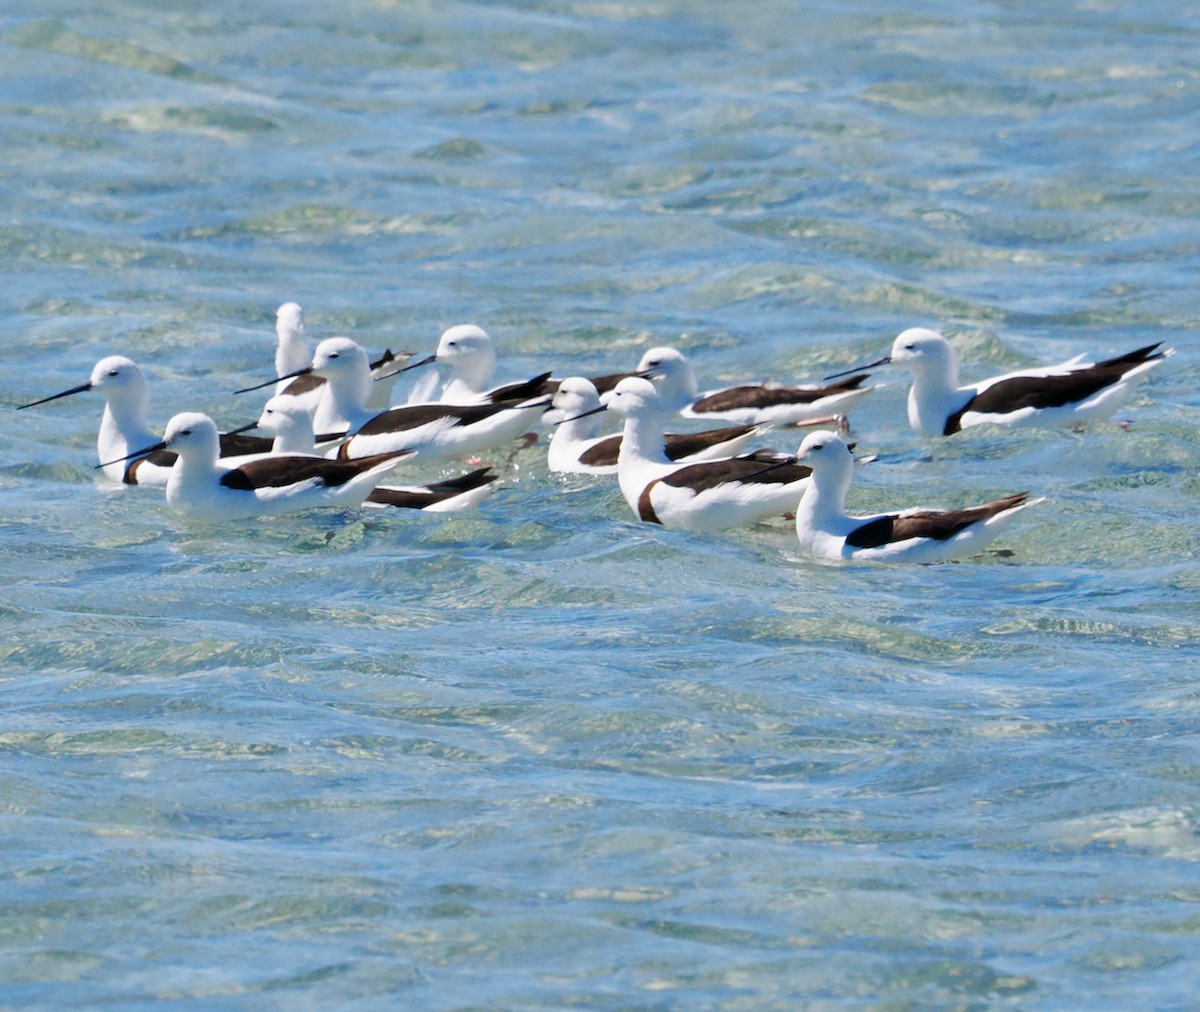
[3,1,1199,1007]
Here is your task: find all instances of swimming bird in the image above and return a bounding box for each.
[107,412,415,520]
[547,376,769,475]
[826,328,1172,436]
[251,337,547,462]
[254,395,499,511]
[790,429,1043,562]
[387,324,554,405]
[637,346,879,426]
[18,356,272,485]
[600,377,812,531]
[266,302,411,413]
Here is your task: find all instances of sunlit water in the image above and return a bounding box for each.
[2,1,1199,1007]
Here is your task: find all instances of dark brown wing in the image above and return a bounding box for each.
[659,455,811,494]
[124,447,178,484]
[217,432,276,457]
[691,374,870,414]
[663,424,757,461]
[281,373,326,396]
[352,401,506,437]
[946,344,1166,434]
[366,467,497,509]
[220,451,407,491]
[370,348,416,371]
[578,435,621,468]
[845,493,1031,549]
[485,372,555,403]
[590,370,639,396]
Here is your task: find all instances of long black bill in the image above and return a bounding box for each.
[374,353,437,383]
[17,382,92,410]
[234,365,313,395]
[740,455,800,481]
[222,421,259,436]
[97,438,168,470]
[823,356,891,381]
[556,404,608,425]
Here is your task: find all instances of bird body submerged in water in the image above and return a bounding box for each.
[828,328,1171,436]
[791,429,1043,562]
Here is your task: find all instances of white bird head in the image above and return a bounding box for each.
[551,376,602,416]
[797,429,854,468]
[275,302,305,341]
[162,412,221,459]
[435,324,495,389]
[87,356,149,407]
[257,395,312,437]
[635,346,698,409]
[606,376,663,419]
[311,337,370,379]
[890,328,956,374]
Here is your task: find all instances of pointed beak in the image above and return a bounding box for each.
[222,421,259,436]
[823,356,890,381]
[17,381,93,409]
[234,365,312,395]
[556,404,608,425]
[374,352,437,382]
[740,454,800,480]
[96,438,168,470]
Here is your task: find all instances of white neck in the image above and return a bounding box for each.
[654,367,699,413]
[313,368,372,432]
[97,395,154,473]
[616,410,676,509]
[907,367,967,437]
[270,425,316,456]
[441,351,495,401]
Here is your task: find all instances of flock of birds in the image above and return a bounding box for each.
[17,302,1173,563]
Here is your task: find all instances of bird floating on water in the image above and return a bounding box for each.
[594,377,813,531]
[254,395,498,511]
[105,412,415,520]
[826,328,1172,436]
[242,337,548,462]
[635,346,879,426]
[268,302,410,414]
[19,356,270,485]
[546,376,770,476]
[388,324,555,405]
[788,429,1044,562]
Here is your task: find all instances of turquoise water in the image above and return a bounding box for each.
[3,1,1199,1007]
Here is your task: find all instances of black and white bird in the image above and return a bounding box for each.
[18,356,270,485]
[636,346,879,426]
[254,395,498,512]
[546,376,769,476]
[269,301,410,414]
[791,429,1044,562]
[827,328,1171,436]
[599,377,811,531]
[108,412,415,520]
[389,324,554,405]
[250,337,547,462]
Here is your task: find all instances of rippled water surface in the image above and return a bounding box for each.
[3,1,1200,1007]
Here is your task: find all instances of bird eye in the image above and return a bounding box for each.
[180,428,192,436]
[109,369,119,376]
[812,442,825,451]
[329,352,339,359]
